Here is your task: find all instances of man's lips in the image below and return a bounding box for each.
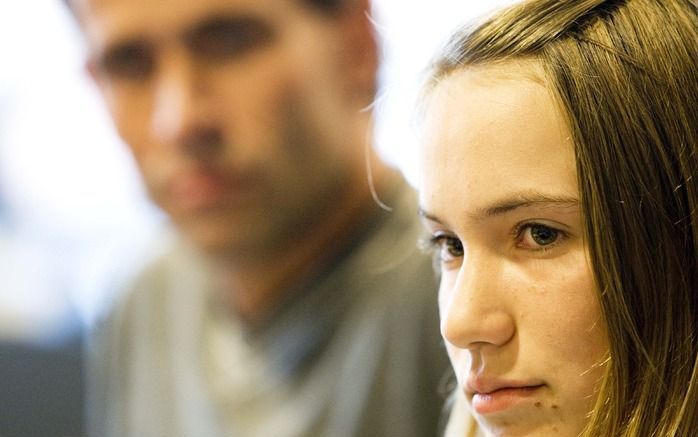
[167,169,257,211]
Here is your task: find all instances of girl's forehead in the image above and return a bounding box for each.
[418,62,578,225]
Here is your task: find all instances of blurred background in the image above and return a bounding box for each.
[0,1,513,435]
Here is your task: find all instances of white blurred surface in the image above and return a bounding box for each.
[372,0,517,184]
[0,0,162,337]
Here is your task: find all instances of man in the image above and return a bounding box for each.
[69,0,449,435]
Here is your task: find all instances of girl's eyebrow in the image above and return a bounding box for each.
[476,193,580,219]
[419,191,580,225]
[418,208,443,224]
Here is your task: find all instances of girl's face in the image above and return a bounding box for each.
[418,63,609,436]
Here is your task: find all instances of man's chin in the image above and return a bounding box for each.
[168,205,298,261]
[182,228,246,257]
[175,218,269,261]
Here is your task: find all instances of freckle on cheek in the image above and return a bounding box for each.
[534,402,542,408]
[552,404,559,410]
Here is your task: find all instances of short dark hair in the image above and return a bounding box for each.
[303,0,351,15]
[63,0,352,17]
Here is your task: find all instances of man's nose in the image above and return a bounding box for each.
[440,253,515,351]
[150,52,219,154]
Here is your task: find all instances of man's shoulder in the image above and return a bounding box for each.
[356,181,438,300]
[334,180,443,347]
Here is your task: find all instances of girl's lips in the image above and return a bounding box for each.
[470,384,544,415]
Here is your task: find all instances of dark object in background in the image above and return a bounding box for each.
[0,332,84,437]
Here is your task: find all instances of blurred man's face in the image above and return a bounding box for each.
[76,0,376,257]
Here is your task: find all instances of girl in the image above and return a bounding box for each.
[417,1,697,435]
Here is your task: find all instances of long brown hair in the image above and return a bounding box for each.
[423,1,698,435]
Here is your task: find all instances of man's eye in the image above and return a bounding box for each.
[99,43,155,80]
[517,223,562,249]
[187,17,274,60]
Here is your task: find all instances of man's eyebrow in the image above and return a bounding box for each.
[419,192,580,224]
[184,14,273,43]
[100,38,149,56]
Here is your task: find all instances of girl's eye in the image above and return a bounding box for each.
[429,234,464,262]
[517,223,562,249]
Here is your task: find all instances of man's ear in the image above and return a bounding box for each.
[85,57,109,98]
[85,58,98,82]
[336,0,379,107]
